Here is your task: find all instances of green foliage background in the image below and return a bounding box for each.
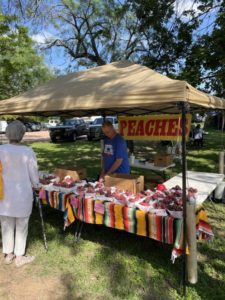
[0,13,53,100]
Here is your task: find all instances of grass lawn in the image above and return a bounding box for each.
[2,129,225,300]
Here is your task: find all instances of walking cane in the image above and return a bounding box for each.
[37,195,48,251]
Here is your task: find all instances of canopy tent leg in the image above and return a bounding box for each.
[186,200,198,284]
[180,102,188,296]
[219,151,224,174]
[100,113,106,170]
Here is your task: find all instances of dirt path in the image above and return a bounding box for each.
[0,131,50,143]
[0,254,67,300]
[23,131,50,142]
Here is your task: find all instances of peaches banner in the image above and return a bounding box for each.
[118,114,192,141]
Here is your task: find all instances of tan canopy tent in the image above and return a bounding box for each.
[0,60,225,117]
[1,60,224,292]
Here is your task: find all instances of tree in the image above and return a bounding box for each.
[38,0,145,68]
[0,0,204,72]
[1,0,225,98]
[161,0,225,97]
[127,0,203,75]
[0,13,53,100]
[1,0,141,68]
[179,1,225,97]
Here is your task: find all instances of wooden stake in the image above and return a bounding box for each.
[186,201,198,284]
[219,151,224,174]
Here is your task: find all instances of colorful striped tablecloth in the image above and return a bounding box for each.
[38,189,214,259]
[39,189,76,227]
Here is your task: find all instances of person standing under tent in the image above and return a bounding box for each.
[0,120,39,267]
[100,120,130,178]
[193,124,204,147]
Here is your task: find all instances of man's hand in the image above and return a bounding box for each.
[99,170,105,180]
[100,158,123,180]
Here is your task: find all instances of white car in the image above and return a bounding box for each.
[0,120,8,133]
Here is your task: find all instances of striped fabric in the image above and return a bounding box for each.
[171,219,184,262]
[123,206,136,234]
[196,207,214,240]
[71,197,175,244]
[171,207,214,262]
[148,213,175,244]
[38,190,214,255]
[94,200,104,224]
[39,189,76,227]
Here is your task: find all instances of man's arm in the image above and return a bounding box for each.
[101,158,123,178]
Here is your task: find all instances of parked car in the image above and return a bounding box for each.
[14,118,41,132]
[88,116,118,141]
[48,118,60,127]
[82,116,101,129]
[40,122,50,131]
[49,118,88,142]
[84,119,92,130]
[23,121,41,132]
[0,120,8,133]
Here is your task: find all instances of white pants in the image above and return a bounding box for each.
[0,216,30,256]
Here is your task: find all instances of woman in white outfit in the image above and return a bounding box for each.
[0,120,39,267]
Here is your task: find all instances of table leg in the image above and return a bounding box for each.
[208,190,218,212]
[74,220,84,242]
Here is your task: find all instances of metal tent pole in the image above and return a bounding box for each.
[181,102,188,296]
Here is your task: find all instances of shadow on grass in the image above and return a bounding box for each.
[193,202,225,300]
[28,140,101,178]
[30,205,182,299]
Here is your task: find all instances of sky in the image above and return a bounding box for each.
[0,0,219,73]
[30,0,219,73]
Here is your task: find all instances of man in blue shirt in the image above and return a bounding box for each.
[100,120,130,178]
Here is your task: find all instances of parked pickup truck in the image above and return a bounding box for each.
[49,118,87,142]
[87,116,118,141]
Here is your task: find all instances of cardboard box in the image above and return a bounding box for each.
[54,167,87,181]
[145,174,164,190]
[146,174,164,182]
[154,154,173,167]
[104,173,144,194]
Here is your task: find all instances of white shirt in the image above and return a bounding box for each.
[194,128,203,140]
[0,144,39,217]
